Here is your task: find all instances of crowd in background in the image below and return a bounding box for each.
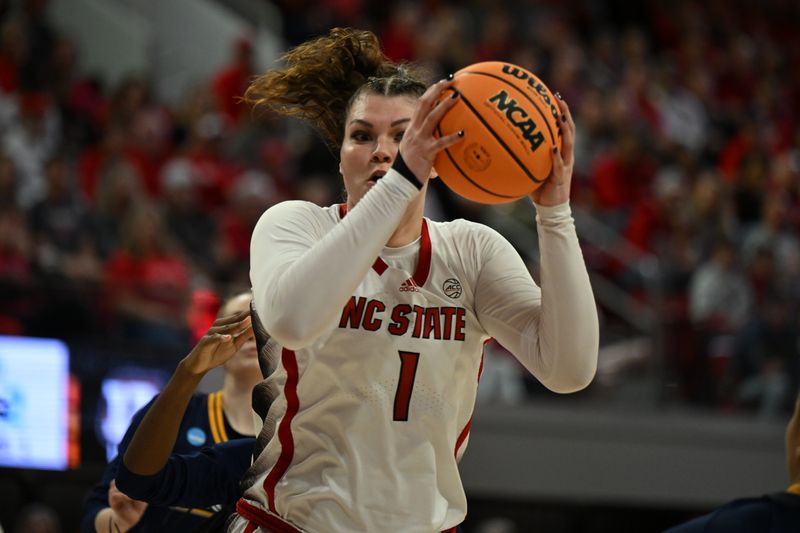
[0,0,799,417]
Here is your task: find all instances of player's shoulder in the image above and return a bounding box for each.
[429,218,508,247]
[258,199,329,222]
[253,200,336,234]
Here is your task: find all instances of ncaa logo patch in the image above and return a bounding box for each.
[443,278,462,299]
[187,427,207,446]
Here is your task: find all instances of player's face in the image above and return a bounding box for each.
[221,293,258,375]
[340,94,417,207]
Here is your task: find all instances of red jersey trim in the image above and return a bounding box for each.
[237,497,456,533]
[261,348,300,513]
[335,203,431,283]
[412,219,432,287]
[236,499,303,533]
[455,340,491,458]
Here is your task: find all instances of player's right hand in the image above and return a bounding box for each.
[398,78,464,184]
[181,310,252,375]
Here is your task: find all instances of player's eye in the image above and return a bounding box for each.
[351,130,371,142]
[394,130,405,142]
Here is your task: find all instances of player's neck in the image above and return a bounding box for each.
[221,373,258,436]
[386,189,425,248]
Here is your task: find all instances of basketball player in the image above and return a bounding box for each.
[233,27,599,533]
[81,292,259,533]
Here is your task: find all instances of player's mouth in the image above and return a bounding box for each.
[368,170,387,184]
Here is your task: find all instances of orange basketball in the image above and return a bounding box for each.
[434,61,562,204]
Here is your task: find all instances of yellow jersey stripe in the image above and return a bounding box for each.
[788,483,800,495]
[215,391,229,442]
[207,392,222,444]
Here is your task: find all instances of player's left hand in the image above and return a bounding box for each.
[530,96,574,206]
[109,479,148,531]
[181,310,252,376]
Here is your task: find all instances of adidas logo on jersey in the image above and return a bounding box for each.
[399,278,419,292]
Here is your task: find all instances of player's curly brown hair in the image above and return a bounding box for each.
[244,27,427,151]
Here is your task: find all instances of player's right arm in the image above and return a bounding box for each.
[250,178,418,350]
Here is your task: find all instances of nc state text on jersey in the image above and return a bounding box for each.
[339,296,466,341]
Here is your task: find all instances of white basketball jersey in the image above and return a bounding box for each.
[238,205,492,533]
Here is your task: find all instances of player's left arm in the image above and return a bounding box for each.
[122,310,251,476]
[474,215,598,392]
[473,211,598,394]
[476,95,597,392]
[116,438,255,508]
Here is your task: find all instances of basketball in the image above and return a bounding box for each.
[434,61,562,204]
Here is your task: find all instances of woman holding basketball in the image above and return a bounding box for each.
[234,28,597,533]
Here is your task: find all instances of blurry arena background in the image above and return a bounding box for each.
[0,0,798,531]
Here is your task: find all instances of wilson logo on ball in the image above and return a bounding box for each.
[501,64,560,125]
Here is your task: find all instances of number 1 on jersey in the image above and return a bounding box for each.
[393,351,420,421]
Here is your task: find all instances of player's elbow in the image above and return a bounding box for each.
[540,344,598,393]
[267,315,317,350]
[545,360,597,393]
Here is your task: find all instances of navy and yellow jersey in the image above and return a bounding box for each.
[81,391,248,533]
[664,491,800,532]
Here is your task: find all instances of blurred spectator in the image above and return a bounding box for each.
[733,295,798,418]
[0,18,24,94]
[93,161,143,258]
[216,170,276,285]
[2,90,60,207]
[181,112,242,210]
[160,158,218,276]
[590,130,657,229]
[28,156,100,282]
[105,204,191,348]
[12,503,60,533]
[212,36,254,127]
[687,239,752,403]
[0,155,16,209]
[0,205,31,283]
[19,0,56,92]
[741,194,800,283]
[689,240,752,332]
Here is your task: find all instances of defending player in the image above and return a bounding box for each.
[81,292,259,533]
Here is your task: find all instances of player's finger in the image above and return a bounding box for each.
[412,78,454,124]
[430,130,465,153]
[549,144,565,182]
[232,328,254,350]
[420,90,459,136]
[211,309,250,327]
[555,98,575,165]
[208,315,251,335]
